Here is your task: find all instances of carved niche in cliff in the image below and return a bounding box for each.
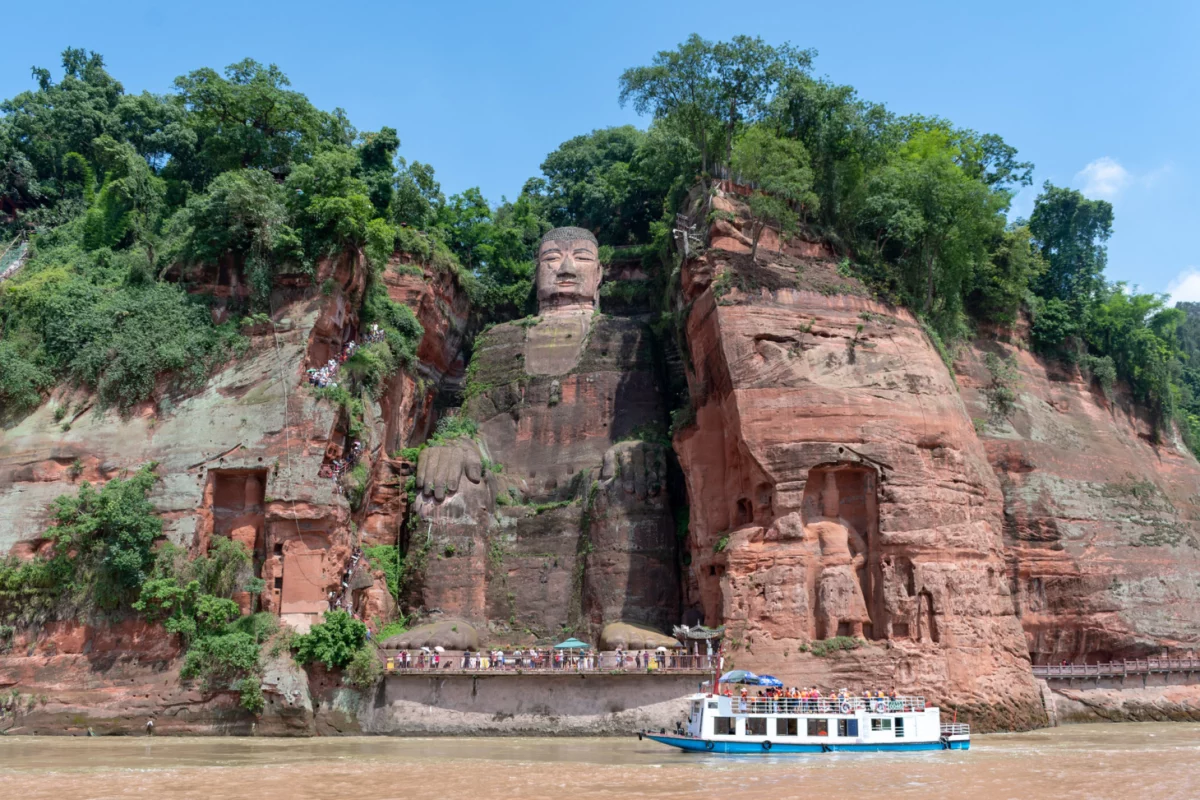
[409,226,680,642]
[798,462,938,644]
[801,466,873,639]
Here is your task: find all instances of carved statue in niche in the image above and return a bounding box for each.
[409,226,678,640]
[805,471,871,639]
[880,555,915,639]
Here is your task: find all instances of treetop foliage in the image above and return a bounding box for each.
[1,39,1197,450]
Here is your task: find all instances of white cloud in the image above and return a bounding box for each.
[1167,267,1200,306]
[1075,156,1132,199]
[1141,162,1174,188]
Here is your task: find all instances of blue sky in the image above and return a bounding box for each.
[3,0,1197,300]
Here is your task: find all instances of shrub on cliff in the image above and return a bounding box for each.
[345,645,383,689]
[133,579,240,642]
[181,631,261,687]
[30,463,163,609]
[292,609,367,670]
[363,545,402,602]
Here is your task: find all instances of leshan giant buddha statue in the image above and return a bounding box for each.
[408,226,680,648]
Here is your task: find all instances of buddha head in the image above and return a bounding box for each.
[536,227,601,313]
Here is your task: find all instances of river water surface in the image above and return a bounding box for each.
[1,723,1196,799]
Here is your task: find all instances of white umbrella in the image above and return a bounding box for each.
[655,646,668,652]
[421,646,431,652]
[434,646,445,653]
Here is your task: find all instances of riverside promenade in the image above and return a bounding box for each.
[379,650,715,677]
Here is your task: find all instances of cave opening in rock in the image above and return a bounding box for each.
[205,468,269,612]
[207,469,267,556]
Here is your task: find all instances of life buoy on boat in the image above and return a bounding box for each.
[839,701,852,714]
[705,740,716,751]
[872,699,888,713]
[762,740,772,751]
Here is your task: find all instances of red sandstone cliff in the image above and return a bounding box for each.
[0,249,469,732]
[956,336,1200,664]
[5,185,1200,735]
[670,187,1043,729]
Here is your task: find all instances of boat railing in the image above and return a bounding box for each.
[940,722,970,736]
[734,696,927,715]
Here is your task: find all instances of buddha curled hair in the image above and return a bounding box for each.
[541,226,597,245]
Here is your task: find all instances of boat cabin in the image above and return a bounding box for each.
[686,693,944,747]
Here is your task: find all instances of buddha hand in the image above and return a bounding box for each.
[600,440,666,501]
[415,440,483,501]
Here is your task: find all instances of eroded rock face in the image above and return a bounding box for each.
[670,188,1044,729]
[956,339,1200,663]
[0,248,468,728]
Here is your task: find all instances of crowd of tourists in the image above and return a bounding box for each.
[723,686,899,701]
[722,684,917,713]
[386,648,715,672]
[326,547,363,611]
[306,324,386,389]
[321,439,364,488]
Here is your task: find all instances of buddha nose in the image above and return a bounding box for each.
[559,253,577,278]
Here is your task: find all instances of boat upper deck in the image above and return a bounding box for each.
[723,695,928,715]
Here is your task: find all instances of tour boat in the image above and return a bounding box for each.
[639,693,970,754]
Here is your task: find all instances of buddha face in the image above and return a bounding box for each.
[536,229,601,312]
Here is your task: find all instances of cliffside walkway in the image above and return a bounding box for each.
[1033,658,1200,681]
[381,651,715,677]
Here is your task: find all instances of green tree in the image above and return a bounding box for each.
[730,126,817,258]
[285,147,375,257]
[293,609,368,669]
[391,159,443,229]
[357,127,400,215]
[81,136,166,250]
[0,49,124,201]
[768,74,895,231]
[1029,182,1113,305]
[711,36,813,169]
[45,464,161,603]
[619,34,721,175]
[170,59,350,186]
[169,168,299,303]
[967,226,1045,326]
[855,128,1006,335]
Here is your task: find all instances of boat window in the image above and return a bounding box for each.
[775,718,798,736]
[746,717,767,736]
[837,718,859,737]
[894,717,905,738]
[713,717,736,735]
[871,718,892,732]
[806,718,829,737]
[707,702,719,709]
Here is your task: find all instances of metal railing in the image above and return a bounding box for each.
[732,696,927,715]
[940,723,970,736]
[1032,658,1200,678]
[382,651,717,674]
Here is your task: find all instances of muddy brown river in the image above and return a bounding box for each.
[1,723,1196,799]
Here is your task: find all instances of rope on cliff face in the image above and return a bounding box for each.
[267,292,304,538]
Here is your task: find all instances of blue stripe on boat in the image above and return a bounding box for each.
[644,734,969,753]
